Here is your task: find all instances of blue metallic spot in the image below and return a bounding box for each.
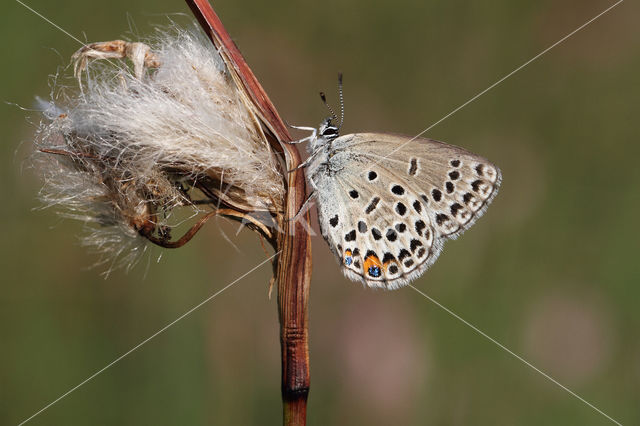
[368,266,381,277]
[345,256,353,266]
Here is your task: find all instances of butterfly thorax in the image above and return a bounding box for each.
[305,118,343,180]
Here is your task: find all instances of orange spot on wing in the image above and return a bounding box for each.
[364,254,382,277]
[344,249,353,266]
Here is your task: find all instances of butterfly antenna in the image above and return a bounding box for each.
[319,91,338,122]
[337,72,344,129]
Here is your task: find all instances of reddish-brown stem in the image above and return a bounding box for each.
[141,210,217,248]
[185,1,312,424]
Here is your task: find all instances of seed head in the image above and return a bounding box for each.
[34,24,285,274]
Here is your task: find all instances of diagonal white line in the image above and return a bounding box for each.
[18,252,280,426]
[15,0,85,45]
[369,0,624,167]
[409,285,623,425]
[16,0,626,424]
[14,2,278,423]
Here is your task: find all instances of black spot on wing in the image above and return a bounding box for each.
[436,214,448,225]
[365,197,380,214]
[329,215,339,227]
[408,158,418,176]
[391,185,405,195]
[398,249,411,261]
[446,181,455,193]
[450,203,462,216]
[382,252,395,263]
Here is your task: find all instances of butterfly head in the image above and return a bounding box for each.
[312,73,344,148]
[318,118,340,140]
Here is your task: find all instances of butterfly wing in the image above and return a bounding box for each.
[311,132,501,289]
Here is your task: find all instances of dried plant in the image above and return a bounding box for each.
[34,25,286,272]
[32,1,312,424]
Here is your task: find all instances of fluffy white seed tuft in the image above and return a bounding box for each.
[34,24,285,274]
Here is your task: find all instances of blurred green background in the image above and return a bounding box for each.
[2,0,638,424]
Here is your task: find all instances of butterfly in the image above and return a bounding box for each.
[291,75,501,290]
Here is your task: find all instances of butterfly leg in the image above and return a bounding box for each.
[288,157,312,172]
[285,135,314,145]
[287,146,322,173]
[283,125,317,145]
[288,124,316,132]
[288,190,317,223]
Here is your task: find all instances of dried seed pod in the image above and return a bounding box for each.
[34,25,286,273]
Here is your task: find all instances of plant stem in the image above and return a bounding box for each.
[185,1,312,424]
[277,177,312,425]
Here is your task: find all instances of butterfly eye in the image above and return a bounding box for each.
[321,126,339,137]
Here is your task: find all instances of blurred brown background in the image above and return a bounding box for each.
[2,0,639,424]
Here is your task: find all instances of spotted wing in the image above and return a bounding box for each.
[313,132,501,289]
[314,168,440,290]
